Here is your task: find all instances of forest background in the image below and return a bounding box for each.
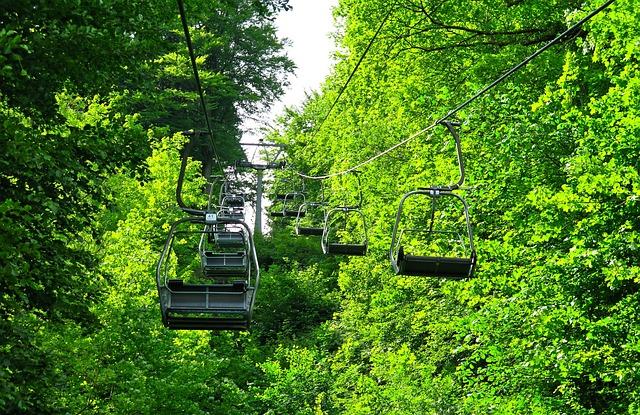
[1,0,639,413]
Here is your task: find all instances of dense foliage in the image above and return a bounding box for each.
[2,0,639,413]
[268,0,640,413]
[0,0,291,412]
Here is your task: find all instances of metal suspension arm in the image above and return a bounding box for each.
[176,136,206,216]
[440,121,466,190]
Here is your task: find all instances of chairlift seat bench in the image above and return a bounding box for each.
[325,243,367,256]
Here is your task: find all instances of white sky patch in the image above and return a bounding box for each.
[242,0,338,142]
[273,0,338,119]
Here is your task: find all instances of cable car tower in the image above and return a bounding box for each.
[235,140,286,235]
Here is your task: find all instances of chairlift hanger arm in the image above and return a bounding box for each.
[353,171,363,208]
[176,138,206,216]
[176,0,225,177]
[435,121,466,190]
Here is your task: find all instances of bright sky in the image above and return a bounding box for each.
[242,0,338,141]
[272,0,338,117]
[242,0,338,232]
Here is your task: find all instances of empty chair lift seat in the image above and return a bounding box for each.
[296,226,324,236]
[296,201,326,236]
[326,243,367,256]
[395,247,474,279]
[201,251,247,277]
[284,209,305,218]
[163,279,253,330]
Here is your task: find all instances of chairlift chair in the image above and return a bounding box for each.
[211,228,246,248]
[199,219,251,280]
[269,192,306,218]
[390,189,476,278]
[295,201,326,236]
[218,194,246,221]
[320,171,368,255]
[322,206,368,256]
[389,121,476,279]
[283,192,306,217]
[220,194,244,208]
[295,179,326,235]
[156,214,259,330]
[269,169,306,217]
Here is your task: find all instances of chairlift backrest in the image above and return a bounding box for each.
[176,136,207,215]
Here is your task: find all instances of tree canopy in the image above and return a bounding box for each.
[2,0,639,413]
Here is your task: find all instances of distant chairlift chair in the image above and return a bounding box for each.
[270,172,306,218]
[295,201,327,236]
[199,215,249,280]
[321,206,368,255]
[321,171,368,256]
[218,194,246,221]
[390,121,476,279]
[270,191,306,218]
[295,180,326,236]
[211,227,246,248]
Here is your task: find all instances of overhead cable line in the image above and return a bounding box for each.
[176,0,225,176]
[296,0,616,180]
[312,8,393,136]
[297,125,438,180]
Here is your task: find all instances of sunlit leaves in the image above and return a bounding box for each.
[268,0,640,413]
